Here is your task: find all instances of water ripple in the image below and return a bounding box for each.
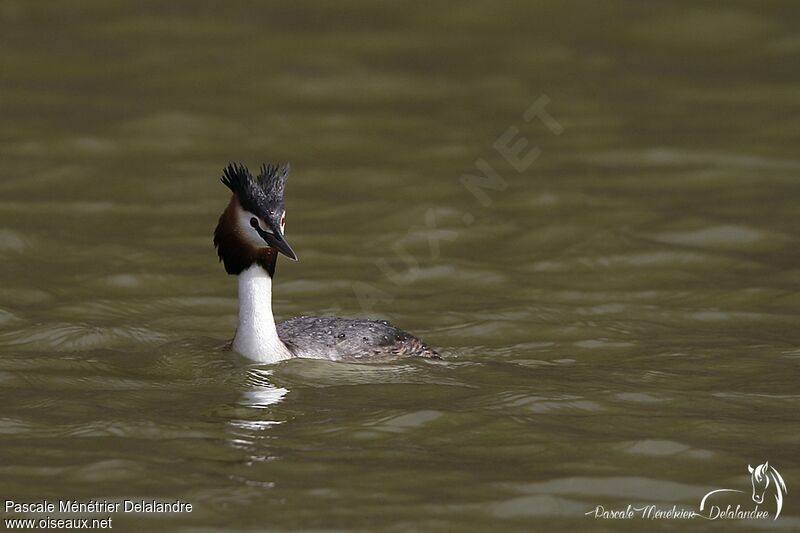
[0,324,168,351]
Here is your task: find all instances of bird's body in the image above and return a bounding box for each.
[214,162,438,364]
[278,316,438,360]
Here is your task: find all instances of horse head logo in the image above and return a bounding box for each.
[748,462,787,518]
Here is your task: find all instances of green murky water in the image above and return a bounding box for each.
[1,2,799,531]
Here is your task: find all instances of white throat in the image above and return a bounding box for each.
[232,265,293,363]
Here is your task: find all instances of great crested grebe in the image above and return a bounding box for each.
[213,162,439,363]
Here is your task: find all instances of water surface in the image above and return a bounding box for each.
[1,1,799,531]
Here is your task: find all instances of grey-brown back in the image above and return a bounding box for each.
[277,316,439,360]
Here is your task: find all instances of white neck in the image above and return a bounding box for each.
[232,265,293,363]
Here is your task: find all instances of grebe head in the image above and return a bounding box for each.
[214,162,297,276]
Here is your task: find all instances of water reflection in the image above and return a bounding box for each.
[227,367,288,432]
[241,367,290,410]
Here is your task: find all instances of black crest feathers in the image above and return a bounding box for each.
[219,161,289,216]
[257,162,290,201]
[220,162,253,195]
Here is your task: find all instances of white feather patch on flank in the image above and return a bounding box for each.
[232,264,293,363]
